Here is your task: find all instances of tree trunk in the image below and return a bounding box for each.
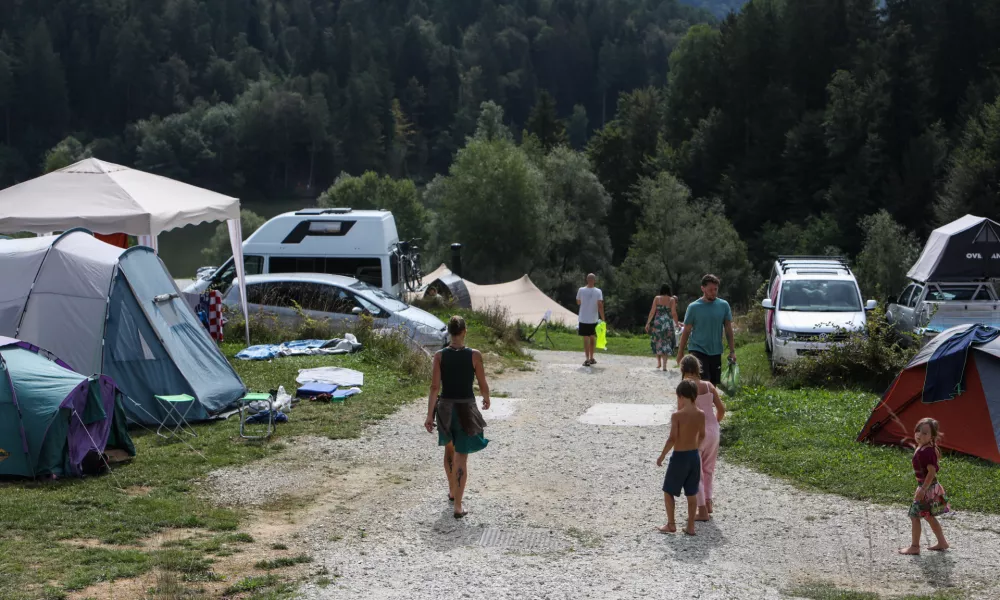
[308,149,316,191]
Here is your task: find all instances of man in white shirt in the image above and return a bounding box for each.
[576,273,606,367]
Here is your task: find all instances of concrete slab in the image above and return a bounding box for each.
[577,403,671,427]
[484,397,522,421]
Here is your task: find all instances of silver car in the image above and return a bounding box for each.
[223,273,448,350]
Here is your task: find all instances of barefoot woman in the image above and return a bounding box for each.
[424,316,491,518]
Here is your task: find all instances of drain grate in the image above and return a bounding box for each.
[476,527,564,550]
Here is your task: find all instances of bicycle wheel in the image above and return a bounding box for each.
[411,254,423,288]
[403,257,417,292]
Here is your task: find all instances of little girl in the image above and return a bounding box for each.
[680,355,725,521]
[898,418,950,555]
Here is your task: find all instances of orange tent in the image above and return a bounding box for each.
[858,325,1000,463]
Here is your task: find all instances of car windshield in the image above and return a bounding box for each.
[779,279,862,312]
[349,280,408,312]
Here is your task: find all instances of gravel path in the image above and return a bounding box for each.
[215,350,1000,599]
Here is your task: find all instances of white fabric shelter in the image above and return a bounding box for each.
[421,264,578,326]
[0,158,249,341]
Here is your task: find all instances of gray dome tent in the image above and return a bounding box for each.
[908,215,1000,282]
[0,230,245,426]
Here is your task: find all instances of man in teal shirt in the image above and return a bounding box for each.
[677,274,736,385]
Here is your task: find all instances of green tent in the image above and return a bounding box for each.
[0,337,134,478]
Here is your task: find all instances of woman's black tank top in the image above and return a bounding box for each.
[440,347,475,400]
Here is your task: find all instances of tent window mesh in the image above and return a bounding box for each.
[974,224,1000,243]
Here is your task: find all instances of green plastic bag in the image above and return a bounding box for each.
[722,361,740,395]
[595,321,607,350]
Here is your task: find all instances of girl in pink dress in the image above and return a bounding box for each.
[680,355,726,521]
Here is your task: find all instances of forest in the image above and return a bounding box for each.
[2,0,1000,324]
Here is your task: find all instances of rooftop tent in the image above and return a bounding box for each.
[907,215,1000,282]
[0,158,250,342]
[419,264,578,326]
[0,337,135,478]
[858,324,1000,463]
[0,230,246,426]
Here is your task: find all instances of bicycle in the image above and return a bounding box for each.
[395,239,424,292]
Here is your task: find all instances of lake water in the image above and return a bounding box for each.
[159,197,314,278]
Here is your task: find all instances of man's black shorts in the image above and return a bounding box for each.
[578,322,597,337]
[691,351,722,385]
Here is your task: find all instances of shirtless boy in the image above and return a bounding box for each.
[655,379,706,535]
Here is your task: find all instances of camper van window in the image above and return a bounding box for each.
[281,220,356,243]
[308,222,342,234]
[390,254,400,285]
[269,256,383,287]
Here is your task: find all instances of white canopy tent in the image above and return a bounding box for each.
[0,158,249,342]
[420,264,578,326]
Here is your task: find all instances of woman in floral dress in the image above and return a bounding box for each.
[645,284,679,370]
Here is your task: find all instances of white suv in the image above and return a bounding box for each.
[762,257,877,368]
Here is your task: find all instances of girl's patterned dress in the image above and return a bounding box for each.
[909,445,951,518]
[649,303,676,356]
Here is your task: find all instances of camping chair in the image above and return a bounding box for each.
[237,391,276,441]
[153,394,199,439]
[525,310,555,348]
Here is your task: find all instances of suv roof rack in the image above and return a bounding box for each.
[294,207,353,216]
[777,255,851,274]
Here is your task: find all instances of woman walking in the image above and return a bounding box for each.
[424,316,491,518]
[645,284,679,370]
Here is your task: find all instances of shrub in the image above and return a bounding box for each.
[733,281,768,347]
[781,304,918,392]
[478,303,522,350]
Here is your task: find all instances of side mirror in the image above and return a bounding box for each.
[865,300,877,311]
[351,306,364,315]
[761,299,774,310]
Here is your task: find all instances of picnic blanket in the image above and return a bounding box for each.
[236,335,362,361]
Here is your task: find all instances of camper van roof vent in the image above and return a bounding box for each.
[294,207,353,216]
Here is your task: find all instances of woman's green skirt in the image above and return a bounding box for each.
[438,409,489,454]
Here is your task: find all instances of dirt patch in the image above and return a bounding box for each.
[124,485,153,497]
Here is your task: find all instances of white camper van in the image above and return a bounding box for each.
[185,208,407,297]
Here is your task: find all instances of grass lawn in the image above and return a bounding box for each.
[0,344,427,600]
[723,342,1000,514]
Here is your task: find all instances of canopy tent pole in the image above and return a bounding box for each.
[227,219,250,345]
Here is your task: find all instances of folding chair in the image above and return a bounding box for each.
[153,394,198,438]
[238,392,276,440]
